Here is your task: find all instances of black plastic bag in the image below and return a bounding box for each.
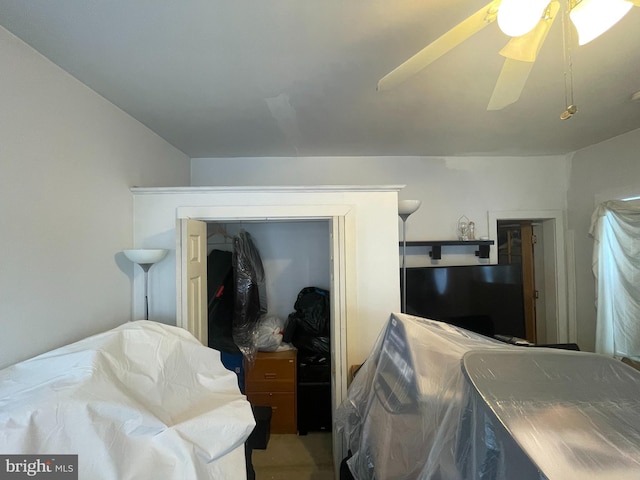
[287,286,331,355]
[293,333,331,356]
[290,287,330,336]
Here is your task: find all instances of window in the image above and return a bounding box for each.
[589,199,640,358]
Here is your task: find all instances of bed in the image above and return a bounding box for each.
[336,313,640,480]
[0,320,255,479]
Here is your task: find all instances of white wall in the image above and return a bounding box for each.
[131,187,400,366]
[192,155,569,242]
[191,156,571,351]
[0,26,190,368]
[567,128,640,352]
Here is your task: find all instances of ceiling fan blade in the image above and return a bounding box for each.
[377,0,502,91]
[499,1,560,63]
[486,58,534,110]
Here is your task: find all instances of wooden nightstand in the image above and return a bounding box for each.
[245,350,297,434]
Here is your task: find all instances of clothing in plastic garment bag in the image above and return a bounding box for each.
[233,229,267,364]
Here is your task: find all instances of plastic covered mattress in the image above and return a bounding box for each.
[0,320,255,479]
[335,313,640,480]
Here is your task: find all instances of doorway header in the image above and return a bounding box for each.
[131,185,405,194]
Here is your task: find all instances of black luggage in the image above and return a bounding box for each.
[207,249,239,353]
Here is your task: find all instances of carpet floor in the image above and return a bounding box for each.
[252,432,335,480]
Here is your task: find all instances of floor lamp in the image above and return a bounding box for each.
[123,249,169,320]
[398,200,422,313]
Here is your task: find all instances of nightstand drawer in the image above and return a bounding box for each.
[245,350,297,433]
[247,392,296,434]
[245,351,296,393]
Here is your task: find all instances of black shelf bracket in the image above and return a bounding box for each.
[475,244,491,259]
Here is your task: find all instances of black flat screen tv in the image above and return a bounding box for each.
[402,264,525,338]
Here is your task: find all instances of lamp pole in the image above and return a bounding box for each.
[139,263,152,320]
[398,200,422,314]
[400,214,409,313]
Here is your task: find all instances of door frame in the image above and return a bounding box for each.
[175,203,355,473]
[489,210,574,344]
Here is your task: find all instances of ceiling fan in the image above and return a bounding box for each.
[378,0,639,111]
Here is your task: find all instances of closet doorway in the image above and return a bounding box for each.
[176,205,353,477]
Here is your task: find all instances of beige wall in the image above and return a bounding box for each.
[0,26,190,368]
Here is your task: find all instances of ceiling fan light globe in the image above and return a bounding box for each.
[497,0,549,37]
[570,0,633,45]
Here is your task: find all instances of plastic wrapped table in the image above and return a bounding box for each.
[336,313,640,480]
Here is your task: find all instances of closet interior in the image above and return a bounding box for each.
[205,219,334,437]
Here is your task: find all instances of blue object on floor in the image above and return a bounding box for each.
[221,352,245,393]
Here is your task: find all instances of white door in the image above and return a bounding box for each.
[178,219,208,344]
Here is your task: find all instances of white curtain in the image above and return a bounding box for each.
[589,199,640,358]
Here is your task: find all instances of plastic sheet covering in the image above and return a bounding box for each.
[233,230,267,364]
[0,321,255,480]
[589,199,640,358]
[335,313,640,480]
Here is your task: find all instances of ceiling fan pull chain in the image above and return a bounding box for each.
[560,1,577,119]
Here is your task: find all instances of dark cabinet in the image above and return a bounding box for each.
[297,361,332,435]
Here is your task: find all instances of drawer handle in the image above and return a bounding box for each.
[264,373,277,379]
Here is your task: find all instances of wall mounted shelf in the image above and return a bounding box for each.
[400,240,494,260]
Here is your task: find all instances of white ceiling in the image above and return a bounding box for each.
[1,0,639,158]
